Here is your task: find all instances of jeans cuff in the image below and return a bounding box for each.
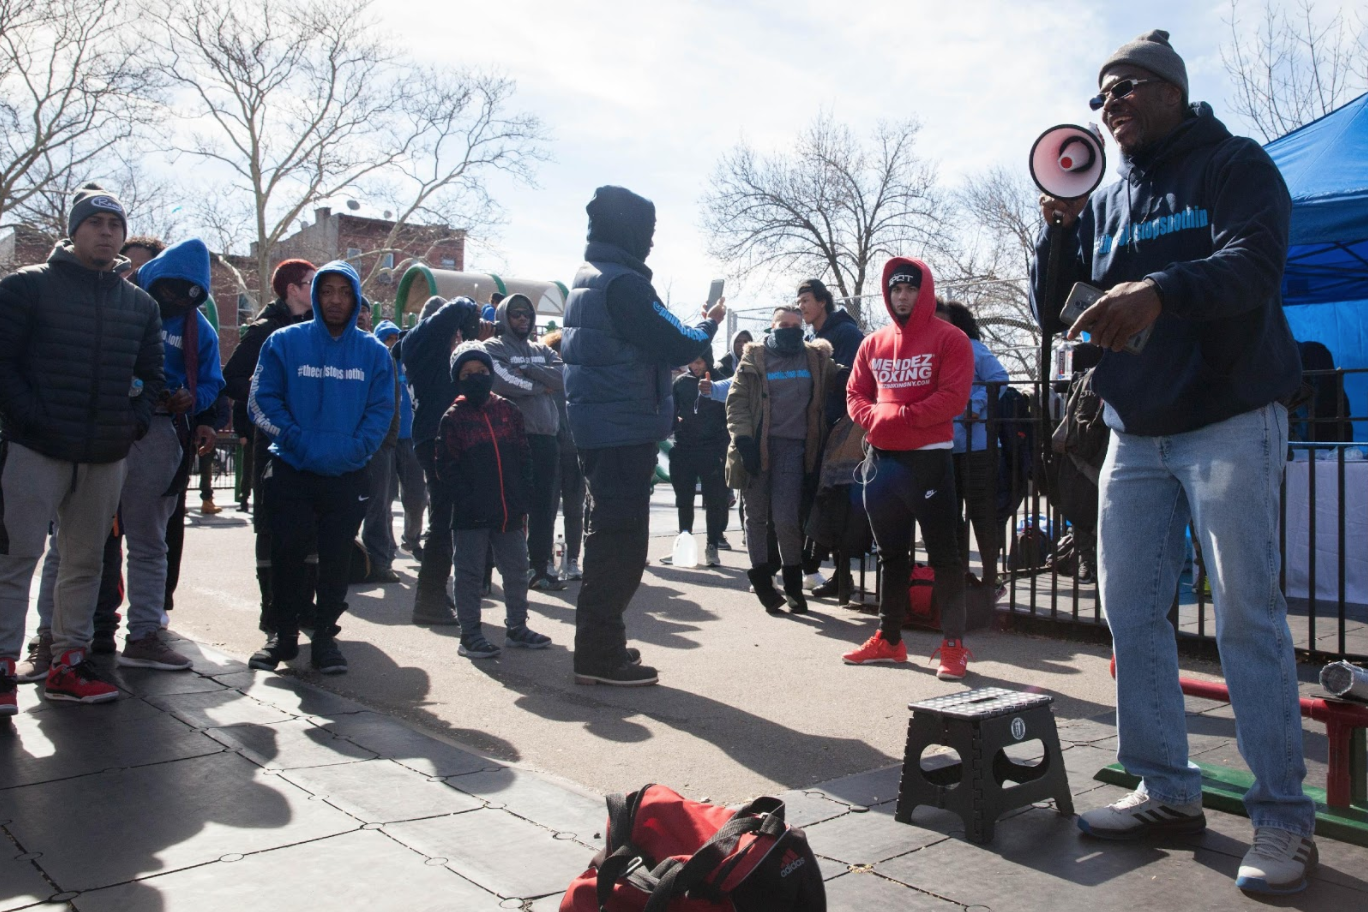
[1248,818,1316,838]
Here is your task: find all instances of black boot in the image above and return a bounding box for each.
[781,565,809,614]
[747,565,786,614]
[249,632,299,671]
[255,565,275,634]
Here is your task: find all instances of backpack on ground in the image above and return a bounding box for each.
[904,563,938,629]
[561,783,826,912]
[1009,515,1054,572]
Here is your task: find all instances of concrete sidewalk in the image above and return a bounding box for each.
[4,633,1365,911]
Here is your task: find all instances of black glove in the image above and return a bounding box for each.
[736,435,761,477]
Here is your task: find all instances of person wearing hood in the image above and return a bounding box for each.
[0,183,165,710]
[247,261,395,676]
[110,238,223,672]
[725,306,836,615]
[842,258,973,680]
[400,294,493,626]
[222,258,316,631]
[562,185,725,686]
[484,293,566,590]
[437,342,552,659]
[716,328,752,380]
[374,320,427,562]
[1034,32,1315,890]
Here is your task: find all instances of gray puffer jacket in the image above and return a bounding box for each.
[0,242,165,463]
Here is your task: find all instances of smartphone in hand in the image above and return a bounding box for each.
[707,278,725,308]
[1061,282,1151,354]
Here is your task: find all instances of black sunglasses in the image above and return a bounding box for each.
[1089,77,1161,111]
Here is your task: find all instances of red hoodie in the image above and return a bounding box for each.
[846,257,973,451]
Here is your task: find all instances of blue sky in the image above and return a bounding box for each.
[383,1,1276,312]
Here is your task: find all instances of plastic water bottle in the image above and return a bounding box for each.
[671,530,699,569]
[554,533,566,580]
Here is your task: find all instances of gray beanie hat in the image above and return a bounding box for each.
[450,340,493,383]
[68,182,128,238]
[1099,30,1188,101]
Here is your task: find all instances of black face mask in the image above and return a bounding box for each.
[151,278,203,320]
[769,326,805,354]
[460,374,493,406]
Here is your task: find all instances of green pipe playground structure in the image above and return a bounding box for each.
[390,266,571,327]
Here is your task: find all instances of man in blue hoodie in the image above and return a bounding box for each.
[113,239,224,672]
[248,261,395,675]
[1032,31,1314,894]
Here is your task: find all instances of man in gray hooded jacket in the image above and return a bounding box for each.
[484,293,565,590]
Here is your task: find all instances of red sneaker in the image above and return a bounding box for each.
[1,658,16,716]
[931,638,974,681]
[44,649,119,704]
[842,631,907,665]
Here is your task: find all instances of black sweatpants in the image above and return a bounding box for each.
[414,438,454,609]
[668,443,729,545]
[265,457,368,637]
[573,442,657,673]
[557,439,585,563]
[863,447,966,641]
[526,434,560,574]
[953,448,1000,585]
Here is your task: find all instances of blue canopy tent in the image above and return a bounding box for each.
[1266,92,1368,439]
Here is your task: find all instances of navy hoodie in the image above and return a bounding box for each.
[1031,103,1301,436]
[400,296,481,445]
[248,261,395,475]
[136,238,225,416]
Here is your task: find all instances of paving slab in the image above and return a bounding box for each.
[773,789,854,828]
[804,808,951,865]
[316,712,490,777]
[0,697,223,789]
[105,667,229,698]
[205,718,377,770]
[445,766,607,840]
[824,870,963,911]
[0,848,55,911]
[215,670,370,719]
[74,829,503,912]
[145,689,294,729]
[808,764,902,810]
[3,750,357,891]
[384,807,593,900]
[281,758,484,824]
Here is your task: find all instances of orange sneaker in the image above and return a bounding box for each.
[931,638,974,681]
[842,631,907,665]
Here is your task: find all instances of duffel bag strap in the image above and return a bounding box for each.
[639,805,788,912]
[595,845,646,912]
[604,783,656,855]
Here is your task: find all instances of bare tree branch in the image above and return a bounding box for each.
[700,113,946,329]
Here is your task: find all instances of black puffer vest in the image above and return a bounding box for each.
[563,249,672,449]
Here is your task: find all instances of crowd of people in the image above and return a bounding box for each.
[0,27,1322,896]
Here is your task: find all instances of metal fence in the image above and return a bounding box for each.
[957,367,1368,664]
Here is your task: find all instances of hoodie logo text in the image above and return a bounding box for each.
[296,365,366,381]
[1098,207,1209,255]
[871,355,932,388]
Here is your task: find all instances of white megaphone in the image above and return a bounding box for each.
[1030,124,1106,200]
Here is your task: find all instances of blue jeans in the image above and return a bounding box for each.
[1099,402,1314,835]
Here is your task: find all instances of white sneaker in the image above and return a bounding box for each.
[803,571,828,591]
[565,559,583,580]
[1236,828,1317,894]
[1077,787,1205,840]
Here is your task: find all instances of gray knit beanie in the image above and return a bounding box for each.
[450,340,493,383]
[1099,30,1188,101]
[68,182,128,237]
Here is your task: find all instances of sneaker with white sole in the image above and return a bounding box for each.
[704,544,720,567]
[802,571,828,591]
[119,633,193,671]
[564,559,583,580]
[459,634,501,659]
[1236,828,1317,895]
[1077,787,1206,840]
[15,632,53,682]
[44,649,119,704]
[505,626,551,649]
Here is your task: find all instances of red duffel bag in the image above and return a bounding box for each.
[561,783,826,912]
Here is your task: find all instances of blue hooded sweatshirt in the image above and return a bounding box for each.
[248,260,395,476]
[137,238,224,416]
[374,319,413,440]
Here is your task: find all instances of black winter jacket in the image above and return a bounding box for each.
[0,242,165,463]
[1031,103,1301,436]
[435,393,531,532]
[224,298,310,438]
[672,373,728,450]
[400,297,481,445]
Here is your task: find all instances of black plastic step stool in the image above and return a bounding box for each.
[894,687,1073,843]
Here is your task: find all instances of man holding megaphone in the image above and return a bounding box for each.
[1030,30,1314,896]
